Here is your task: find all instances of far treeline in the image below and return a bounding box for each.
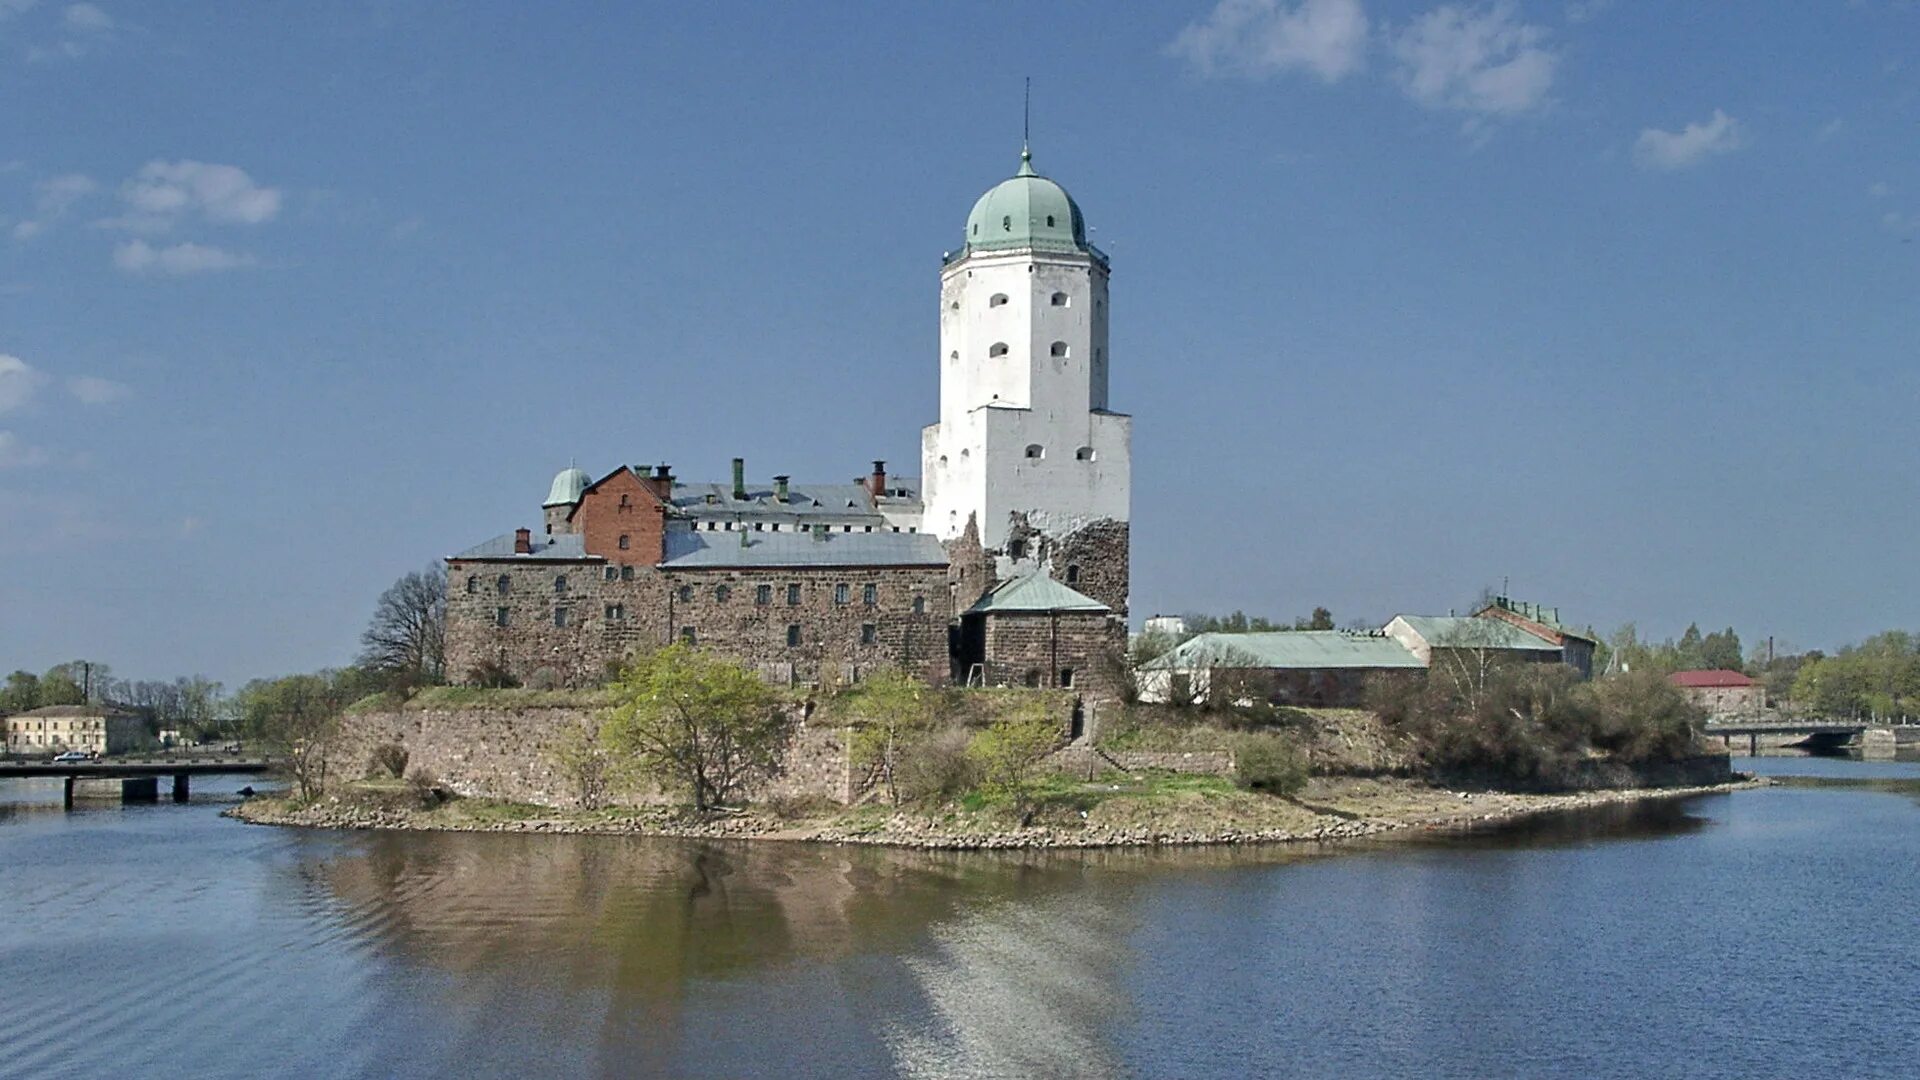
[1146,608,1920,720]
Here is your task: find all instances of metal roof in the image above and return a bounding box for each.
[9,704,142,718]
[660,528,946,569]
[668,478,923,521]
[1141,631,1424,672]
[966,573,1110,614]
[450,533,595,562]
[1390,615,1560,652]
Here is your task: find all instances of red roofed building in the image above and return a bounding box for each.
[1668,670,1765,717]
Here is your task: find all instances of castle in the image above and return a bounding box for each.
[444,146,1132,704]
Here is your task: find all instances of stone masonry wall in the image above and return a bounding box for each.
[980,609,1127,702]
[334,705,855,808]
[1043,518,1130,616]
[445,559,952,690]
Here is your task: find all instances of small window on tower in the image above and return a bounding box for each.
[1050,341,1069,358]
[861,624,877,646]
[1024,444,1044,459]
[495,607,509,627]
[1050,292,1068,307]
[466,575,478,594]
[497,575,511,595]
[1046,215,1055,228]
[618,534,631,550]
[989,293,1008,307]
[949,350,958,362]
[989,342,1009,358]
[786,624,802,647]
[1002,215,1011,232]
[1075,446,1095,461]
[554,607,569,628]
[912,595,926,615]
[1066,564,1081,584]
[554,576,568,594]
[1008,538,1028,559]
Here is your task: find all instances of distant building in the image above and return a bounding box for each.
[1143,615,1189,637]
[1137,630,1425,708]
[1384,598,1597,679]
[1471,597,1599,677]
[5,705,148,756]
[1668,670,1765,717]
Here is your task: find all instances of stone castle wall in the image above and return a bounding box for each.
[445,559,951,690]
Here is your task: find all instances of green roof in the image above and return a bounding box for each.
[1142,631,1424,672]
[544,466,590,508]
[1391,615,1558,651]
[959,148,1098,261]
[967,573,1110,615]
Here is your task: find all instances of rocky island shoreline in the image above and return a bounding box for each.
[227,773,1764,852]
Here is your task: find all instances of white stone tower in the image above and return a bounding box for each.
[922,147,1131,613]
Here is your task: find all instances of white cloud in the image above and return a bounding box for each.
[12,172,97,240]
[68,374,129,404]
[1392,3,1557,118]
[109,160,281,233]
[0,430,48,469]
[1633,109,1744,171]
[63,2,111,31]
[1168,0,1370,83]
[0,354,47,412]
[113,238,256,275]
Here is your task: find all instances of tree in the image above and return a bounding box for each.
[358,565,447,689]
[602,645,790,812]
[1304,606,1335,631]
[235,670,367,800]
[1,671,40,713]
[966,696,1061,823]
[841,668,934,803]
[549,720,618,811]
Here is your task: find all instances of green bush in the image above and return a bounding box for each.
[894,726,978,806]
[1232,732,1307,795]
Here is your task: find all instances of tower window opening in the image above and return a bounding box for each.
[989,293,1008,307]
[912,595,926,615]
[786,624,802,647]
[1002,215,1011,232]
[756,584,772,605]
[989,342,1009,358]
[496,575,511,595]
[1075,446,1095,461]
[465,575,478,594]
[621,565,635,581]
[1008,538,1028,559]
[554,575,568,594]
[1050,341,1069,358]
[1046,215,1055,227]
[554,607,569,628]
[861,624,877,646]
[495,607,509,627]
[1050,292,1068,307]
[715,585,730,602]
[1066,564,1081,584]
[1024,444,1044,459]
[618,534,631,550]
[949,350,958,362]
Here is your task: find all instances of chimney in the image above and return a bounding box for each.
[648,463,674,500]
[773,475,790,502]
[732,457,747,500]
[514,527,532,554]
[869,460,887,498]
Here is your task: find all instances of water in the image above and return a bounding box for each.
[3,760,1918,1079]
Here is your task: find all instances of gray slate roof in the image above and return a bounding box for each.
[451,533,594,561]
[668,477,923,521]
[660,528,947,569]
[1142,631,1425,671]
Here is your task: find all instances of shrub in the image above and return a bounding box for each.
[366,742,409,780]
[894,726,978,806]
[1232,732,1307,795]
[405,767,448,807]
[467,660,520,689]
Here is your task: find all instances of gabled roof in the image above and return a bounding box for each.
[660,529,946,569]
[1389,615,1561,652]
[10,704,141,718]
[669,478,923,520]
[1141,631,1424,672]
[1669,669,1757,689]
[966,573,1109,614]
[451,533,595,562]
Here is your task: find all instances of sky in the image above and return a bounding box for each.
[1,0,1917,687]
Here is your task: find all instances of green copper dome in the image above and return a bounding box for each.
[960,148,1095,260]
[544,465,590,508]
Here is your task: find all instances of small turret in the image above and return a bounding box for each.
[543,464,590,535]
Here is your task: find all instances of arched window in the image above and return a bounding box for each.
[715,585,730,602]
[1075,446,1095,461]
[989,342,1009,358]
[496,575,511,595]
[1024,444,1044,459]
[948,350,958,362]
[677,585,693,602]
[989,293,1008,307]
[465,575,478,594]
[554,575,568,594]
[1066,564,1081,584]
[938,455,948,468]
[618,534,631,550]
[1050,291,1069,307]
[1050,341,1069,358]
[1001,215,1011,232]
[1046,214,1055,228]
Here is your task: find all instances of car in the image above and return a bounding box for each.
[52,750,90,763]
[222,742,242,753]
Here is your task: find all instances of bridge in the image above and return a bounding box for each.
[0,755,275,808]
[1702,720,1919,758]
